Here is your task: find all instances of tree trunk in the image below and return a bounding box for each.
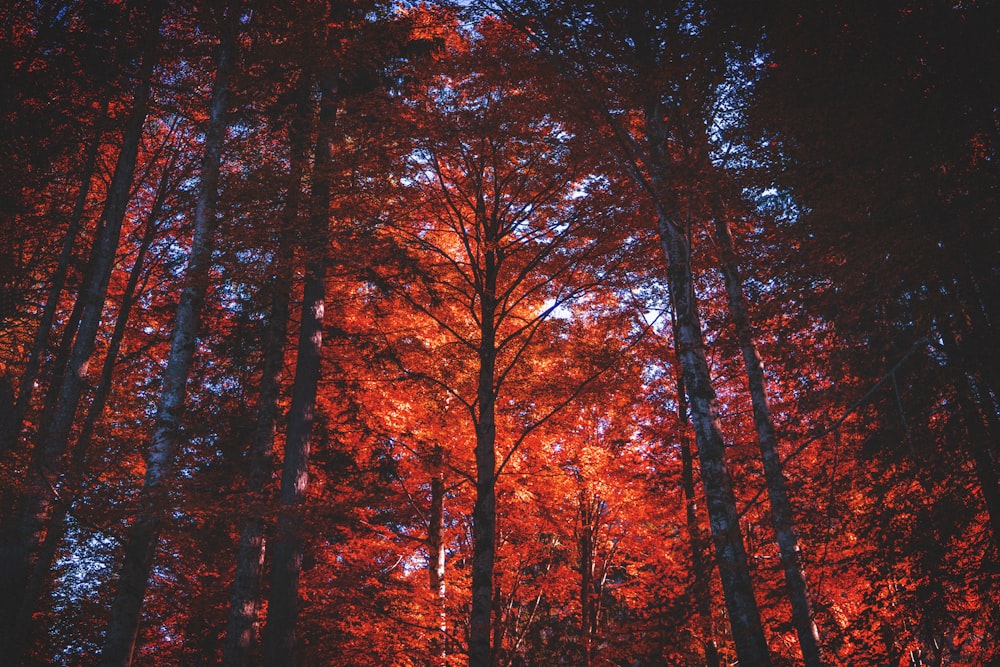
[579,493,595,667]
[469,233,498,667]
[1,100,107,455]
[645,105,772,666]
[939,319,1000,550]
[221,82,309,667]
[98,13,235,665]
[428,446,448,666]
[713,214,824,666]
[260,74,337,667]
[0,5,164,653]
[672,356,721,667]
[8,161,167,665]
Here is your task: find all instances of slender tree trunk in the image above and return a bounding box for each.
[0,5,164,652]
[469,238,498,667]
[713,214,824,666]
[261,74,337,667]
[2,100,107,455]
[99,14,235,665]
[579,493,594,667]
[671,355,721,667]
[679,429,722,667]
[428,446,448,666]
[939,320,1000,550]
[8,173,165,663]
[645,105,772,666]
[222,84,309,667]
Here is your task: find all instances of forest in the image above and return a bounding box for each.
[0,1,997,665]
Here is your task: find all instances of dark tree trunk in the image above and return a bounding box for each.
[468,239,498,667]
[99,13,235,665]
[261,74,337,667]
[428,446,448,666]
[8,161,167,665]
[579,493,596,667]
[221,82,309,667]
[646,105,772,667]
[939,319,1000,550]
[0,5,165,653]
[1,100,107,455]
[713,214,824,666]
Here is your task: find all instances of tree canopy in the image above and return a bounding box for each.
[0,1,996,665]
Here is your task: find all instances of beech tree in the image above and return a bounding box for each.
[0,1,996,665]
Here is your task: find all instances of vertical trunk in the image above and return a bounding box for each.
[579,494,594,667]
[2,101,107,455]
[261,74,336,667]
[99,14,235,665]
[0,5,164,652]
[428,446,448,666]
[469,238,498,667]
[221,83,309,667]
[671,345,720,667]
[8,163,167,665]
[713,214,824,666]
[645,106,772,666]
[679,431,722,667]
[939,320,1000,550]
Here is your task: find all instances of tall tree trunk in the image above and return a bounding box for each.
[939,319,1000,550]
[428,446,448,666]
[671,336,720,667]
[2,100,107,455]
[222,83,309,667]
[645,105,772,666]
[0,4,165,653]
[261,74,336,667]
[9,172,165,663]
[713,214,824,666]
[469,236,498,667]
[98,13,235,665]
[579,493,595,667]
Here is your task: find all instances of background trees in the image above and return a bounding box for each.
[0,1,996,665]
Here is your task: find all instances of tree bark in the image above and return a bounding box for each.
[260,73,337,667]
[7,160,167,665]
[939,319,1000,550]
[713,214,823,666]
[579,492,596,667]
[221,83,308,667]
[428,446,448,666]
[645,104,772,666]
[671,348,720,667]
[0,4,165,653]
[1,99,107,455]
[468,232,498,667]
[99,12,235,665]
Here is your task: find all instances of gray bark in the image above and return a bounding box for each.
[672,355,720,667]
[668,288,719,667]
[222,83,309,667]
[645,105,772,666]
[9,174,164,664]
[428,447,448,666]
[98,12,236,665]
[261,74,336,667]
[0,4,165,653]
[713,214,824,666]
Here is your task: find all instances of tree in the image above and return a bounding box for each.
[99,7,237,662]
[370,19,625,664]
[483,1,777,662]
